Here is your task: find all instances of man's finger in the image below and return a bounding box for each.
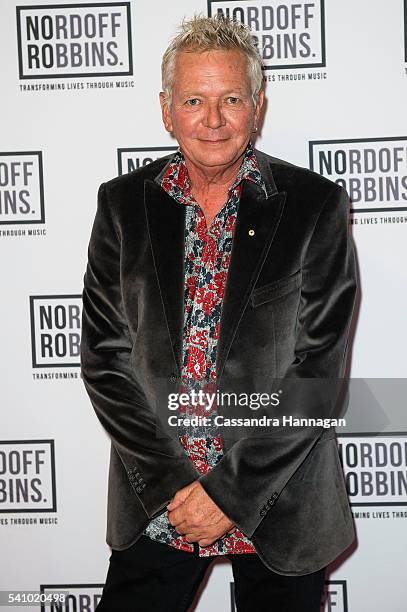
[166,497,183,511]
[184,531,207,543]
[173,520,196,535]
[166,481,199,510]
[198,538,216,547]
[167,506,186,526]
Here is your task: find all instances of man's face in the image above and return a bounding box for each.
[160,49,264,172]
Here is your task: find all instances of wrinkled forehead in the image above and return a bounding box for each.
[172,48,252,94]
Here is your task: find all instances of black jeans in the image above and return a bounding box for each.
[96,535,326,612]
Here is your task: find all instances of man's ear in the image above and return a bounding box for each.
[254,88,265,127]
[159,92,173,133]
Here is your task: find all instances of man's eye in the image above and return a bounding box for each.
[226,97,239,104]
[185,98,200,106]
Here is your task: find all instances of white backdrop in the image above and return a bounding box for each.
[1,1,407,610]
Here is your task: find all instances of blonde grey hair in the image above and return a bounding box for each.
[161,15,264,109]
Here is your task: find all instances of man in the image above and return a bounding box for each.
[80,15,357,612]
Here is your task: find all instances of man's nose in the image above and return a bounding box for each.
[203,100,225,129]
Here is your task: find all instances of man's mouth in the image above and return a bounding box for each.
[200,138,228,144]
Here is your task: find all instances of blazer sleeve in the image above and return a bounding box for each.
[80,182,199,520]
[198,183,358,538]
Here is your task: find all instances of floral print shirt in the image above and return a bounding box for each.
[143,142,266,556]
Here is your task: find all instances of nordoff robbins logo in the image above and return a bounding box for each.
[338,434,407,505]
[207,0,325,69]
[30,295,82,368]
[309,137,407,213]
[323,581,348,612]
[16,3,133,79]
[117,147,178,175]
[39,584,103,612]
[0,440,56,513]
[0,152,44,225]
[232,580,347,612]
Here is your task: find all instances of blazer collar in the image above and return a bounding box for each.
[153,146,278,197]
[254,147,278,197]
[144,147,286,379]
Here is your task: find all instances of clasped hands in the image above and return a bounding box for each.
[166,480,237,547]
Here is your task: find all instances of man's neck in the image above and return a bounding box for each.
[182,144,248,199]
[185,157,244,228]
[186,159,241,193]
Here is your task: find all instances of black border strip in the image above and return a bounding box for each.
[404,0,407,63]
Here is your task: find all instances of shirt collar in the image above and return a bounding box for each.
[160,141,267,199]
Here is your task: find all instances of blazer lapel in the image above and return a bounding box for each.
[215,181,287,377]
[144,154,287,380]
[144,179,186,376]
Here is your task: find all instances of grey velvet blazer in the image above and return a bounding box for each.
[80,148,358,576]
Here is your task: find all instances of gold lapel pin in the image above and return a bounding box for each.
[248,229,255,236]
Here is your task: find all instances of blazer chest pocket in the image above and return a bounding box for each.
[250,268,302,308]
